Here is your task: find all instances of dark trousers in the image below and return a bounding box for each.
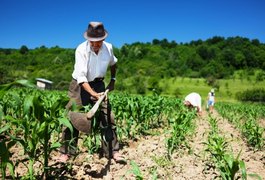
[60,79,119,157]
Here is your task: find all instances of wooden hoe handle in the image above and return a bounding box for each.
[86,89,109,119]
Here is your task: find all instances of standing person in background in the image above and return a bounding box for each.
[58,21,125,163]
[184,92,202,116]
[207,89,215,113]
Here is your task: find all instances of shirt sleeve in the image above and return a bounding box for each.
[110,55,118,66]
[107,43,118,66]
[74,48,89,84]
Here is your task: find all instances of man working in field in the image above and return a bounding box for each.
[58,21,125,163]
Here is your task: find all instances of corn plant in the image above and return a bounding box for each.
[83,134,101,154]
[110,93,180,140]
[218,151,247,180]
[205,115,248,179]
[166,109,196,156]
[151,155,173,178]
[126,161,143,180]
[0,81,72,179]
[241,118,264,149]
[207,115,219,132]
[0,126,16,180]
[82,118,101,154]
[204,133,228,162]
[216,102,265,149]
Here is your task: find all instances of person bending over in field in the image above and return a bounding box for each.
[184,92,202,116]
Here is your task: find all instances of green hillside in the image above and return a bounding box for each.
[0,36,265,102]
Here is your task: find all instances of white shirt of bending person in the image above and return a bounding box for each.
[72,40,117,84]
[184,92,202,112]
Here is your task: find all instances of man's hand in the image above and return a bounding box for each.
[90,91,104,101]
[81,82,104,101]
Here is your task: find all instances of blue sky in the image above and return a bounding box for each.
[0,0,264,49]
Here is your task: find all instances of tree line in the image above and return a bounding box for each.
[0,36,264,91]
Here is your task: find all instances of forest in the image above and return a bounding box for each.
[0,36,265,94]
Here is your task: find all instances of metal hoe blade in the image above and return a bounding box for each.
[68,111,92,134]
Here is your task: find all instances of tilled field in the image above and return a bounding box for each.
[6,111,265,179]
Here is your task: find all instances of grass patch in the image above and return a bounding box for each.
[159,77,265,103]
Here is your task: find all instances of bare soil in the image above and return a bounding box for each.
[5,110,265,179]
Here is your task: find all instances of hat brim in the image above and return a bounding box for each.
[83,31,108,41]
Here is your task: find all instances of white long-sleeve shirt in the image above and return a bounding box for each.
[72,41,117,84]
[184,92,202,112]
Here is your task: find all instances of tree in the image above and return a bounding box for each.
[152,39,160,45]
[196,45,216,60]
[206,36,225,45]
[19,45,29,54]
[251,39,260,46]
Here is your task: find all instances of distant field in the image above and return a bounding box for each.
[159,77,265,104]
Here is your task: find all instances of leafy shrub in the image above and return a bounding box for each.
[255,71,265,82]
[236,88,265,102]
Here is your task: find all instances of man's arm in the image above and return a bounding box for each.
[110,64,117,79]
[81,82,102,100]
[107,64,117,91]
